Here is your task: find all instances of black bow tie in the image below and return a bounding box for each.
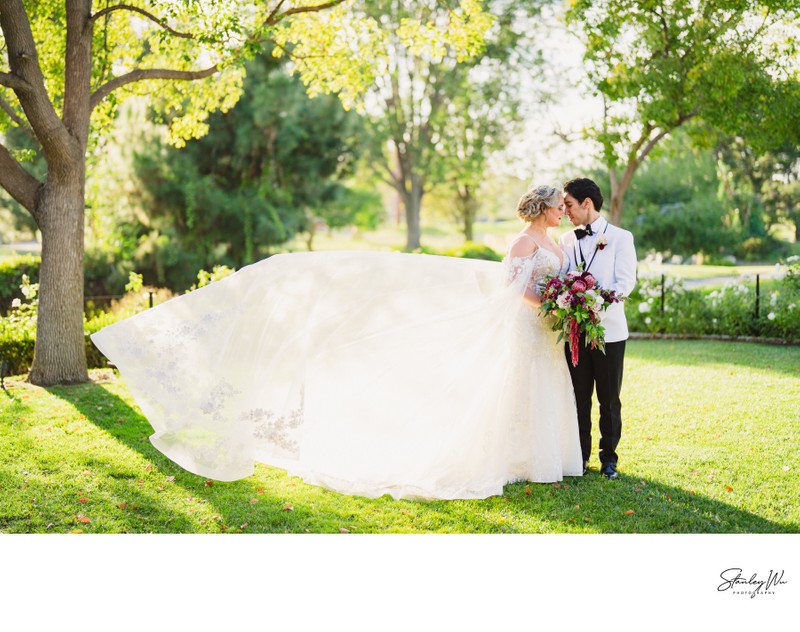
[575,225,594,240]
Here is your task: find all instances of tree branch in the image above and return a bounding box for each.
[0,0,78,165]
[635,111,697,167]
[0,70,33,92]
[0,139,42,215]
[90,4,195,39]
[90,65,219,111]
[267,0,348,26]
[0,92,37,141]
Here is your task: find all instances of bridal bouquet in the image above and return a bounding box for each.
[539,268,624,367]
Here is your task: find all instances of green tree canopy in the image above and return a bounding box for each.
[565,0,800,225]
[128,52,369,290]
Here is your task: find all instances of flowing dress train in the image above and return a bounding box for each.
[91,249,582,500]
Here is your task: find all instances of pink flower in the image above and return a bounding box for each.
[556,293,571,309]
[571,279,587,293]
[583,274,596,289]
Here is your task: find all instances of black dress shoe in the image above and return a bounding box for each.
[600,462,619,479]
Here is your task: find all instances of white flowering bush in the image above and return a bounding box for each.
[0,275,39,375]
[627,265,800,341]
[627,273,711,334]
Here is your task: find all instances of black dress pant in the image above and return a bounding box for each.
[564,337,626,465]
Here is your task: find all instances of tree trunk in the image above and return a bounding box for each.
[457,185,477,242]
[609,187,624,227]
[403,175,424,250]
[28,171,89,385]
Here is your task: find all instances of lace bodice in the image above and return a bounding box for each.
[503,247,567,295]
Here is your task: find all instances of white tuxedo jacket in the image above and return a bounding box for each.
[559,218,637,343]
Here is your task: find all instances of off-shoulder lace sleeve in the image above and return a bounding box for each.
[502,253,540,298]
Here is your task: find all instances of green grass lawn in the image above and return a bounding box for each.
[1,339,798,534]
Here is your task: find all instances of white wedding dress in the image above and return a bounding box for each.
[91,249,582,500]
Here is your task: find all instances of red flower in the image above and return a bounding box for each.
[571,279,587,293]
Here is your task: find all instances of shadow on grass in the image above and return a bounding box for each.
[45,378,389,534]
[627,339,800,376]
[44,377,796,534]
[497,472,797,534]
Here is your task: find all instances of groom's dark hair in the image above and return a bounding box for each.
[564,178,603,211]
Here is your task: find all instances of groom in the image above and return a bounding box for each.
[559,178,637,479]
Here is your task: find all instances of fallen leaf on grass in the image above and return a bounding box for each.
[625,509,635,515]
[249,498,258,505]
[82,471,91,477]
[339,528,350,534]
[118,502,127,510]
[71,529,83,534]
[524,486,531,495]
[725,485,733,493]
[282,504,293,511]
[77,515,91,523]
[240,522,248,530]
[665,494,672,502]
[552,483,562,489]
[78,497,88,503]
[145,463,153,472]
[204,480,213,487]
[165,476,175,483]
[256,487,265,494]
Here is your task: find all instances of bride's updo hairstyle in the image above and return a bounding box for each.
[516,185,562,222]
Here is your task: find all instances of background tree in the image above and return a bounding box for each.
[129,53,370,290]
[762,146,800,243]
[0,0,489,385]
[564,0,800,226]
[437,29,533,242]
[614,132,735,259]
[274,0,534,250]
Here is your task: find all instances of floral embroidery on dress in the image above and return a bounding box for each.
[246,407,304,453]
[199,380,242,423]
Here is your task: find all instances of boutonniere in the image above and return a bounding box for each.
[595,235,609,251]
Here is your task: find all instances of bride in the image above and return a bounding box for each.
[91,184,582,500]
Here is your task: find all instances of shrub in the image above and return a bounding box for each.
[0,274,39,375]
[627,266,800,342]
[441,242,502,262]
[0,254,40,314]
[399,242,502,262]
